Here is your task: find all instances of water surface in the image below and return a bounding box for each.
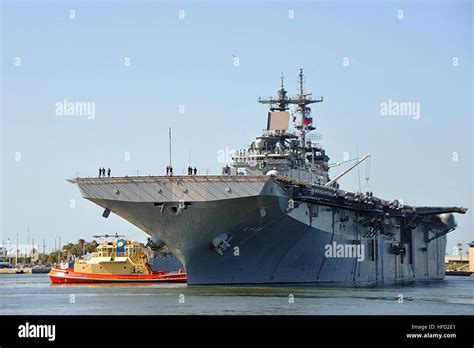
[1,274,473,315]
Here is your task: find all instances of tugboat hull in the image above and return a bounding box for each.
[48,267,186,284]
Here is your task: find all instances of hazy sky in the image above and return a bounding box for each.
[1,0,472,255]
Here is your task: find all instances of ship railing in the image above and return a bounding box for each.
[74,169,220,178]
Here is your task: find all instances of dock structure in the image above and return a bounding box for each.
[470,242,474,272]
[0,267,32,274]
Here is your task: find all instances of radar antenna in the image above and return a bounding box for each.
[258,69,323,134]
[258,72,290,111]
[257,68,324,160]
[92,233,125,239]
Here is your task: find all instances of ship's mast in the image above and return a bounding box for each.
[258,72,290,111]
[258,69,323,162]
[293,68,323,145]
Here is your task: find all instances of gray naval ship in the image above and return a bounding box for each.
[70,69,467,285]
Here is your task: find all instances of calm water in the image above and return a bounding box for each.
[1,274,473,315]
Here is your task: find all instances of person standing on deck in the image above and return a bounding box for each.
[107,168,111,177]
[193,167,197,175]
[166,165,169,176]
[98,167,102,178]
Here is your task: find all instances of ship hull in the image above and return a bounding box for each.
[73,176,448,285]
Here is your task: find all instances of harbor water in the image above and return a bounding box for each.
[1,275,473,315]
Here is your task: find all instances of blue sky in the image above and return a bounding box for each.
[1,0,472,255]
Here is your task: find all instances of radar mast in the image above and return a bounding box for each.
[257,69,324,159]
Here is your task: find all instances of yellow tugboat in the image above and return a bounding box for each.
[49,235,186,284]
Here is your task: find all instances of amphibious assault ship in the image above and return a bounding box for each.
[70,69,467,285]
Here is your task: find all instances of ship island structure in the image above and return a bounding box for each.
[69,69,467,285]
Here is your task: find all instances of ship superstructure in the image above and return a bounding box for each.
[231,70,329,185]
[69,70,467,285]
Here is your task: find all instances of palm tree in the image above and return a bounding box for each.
[78,239,85,256]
